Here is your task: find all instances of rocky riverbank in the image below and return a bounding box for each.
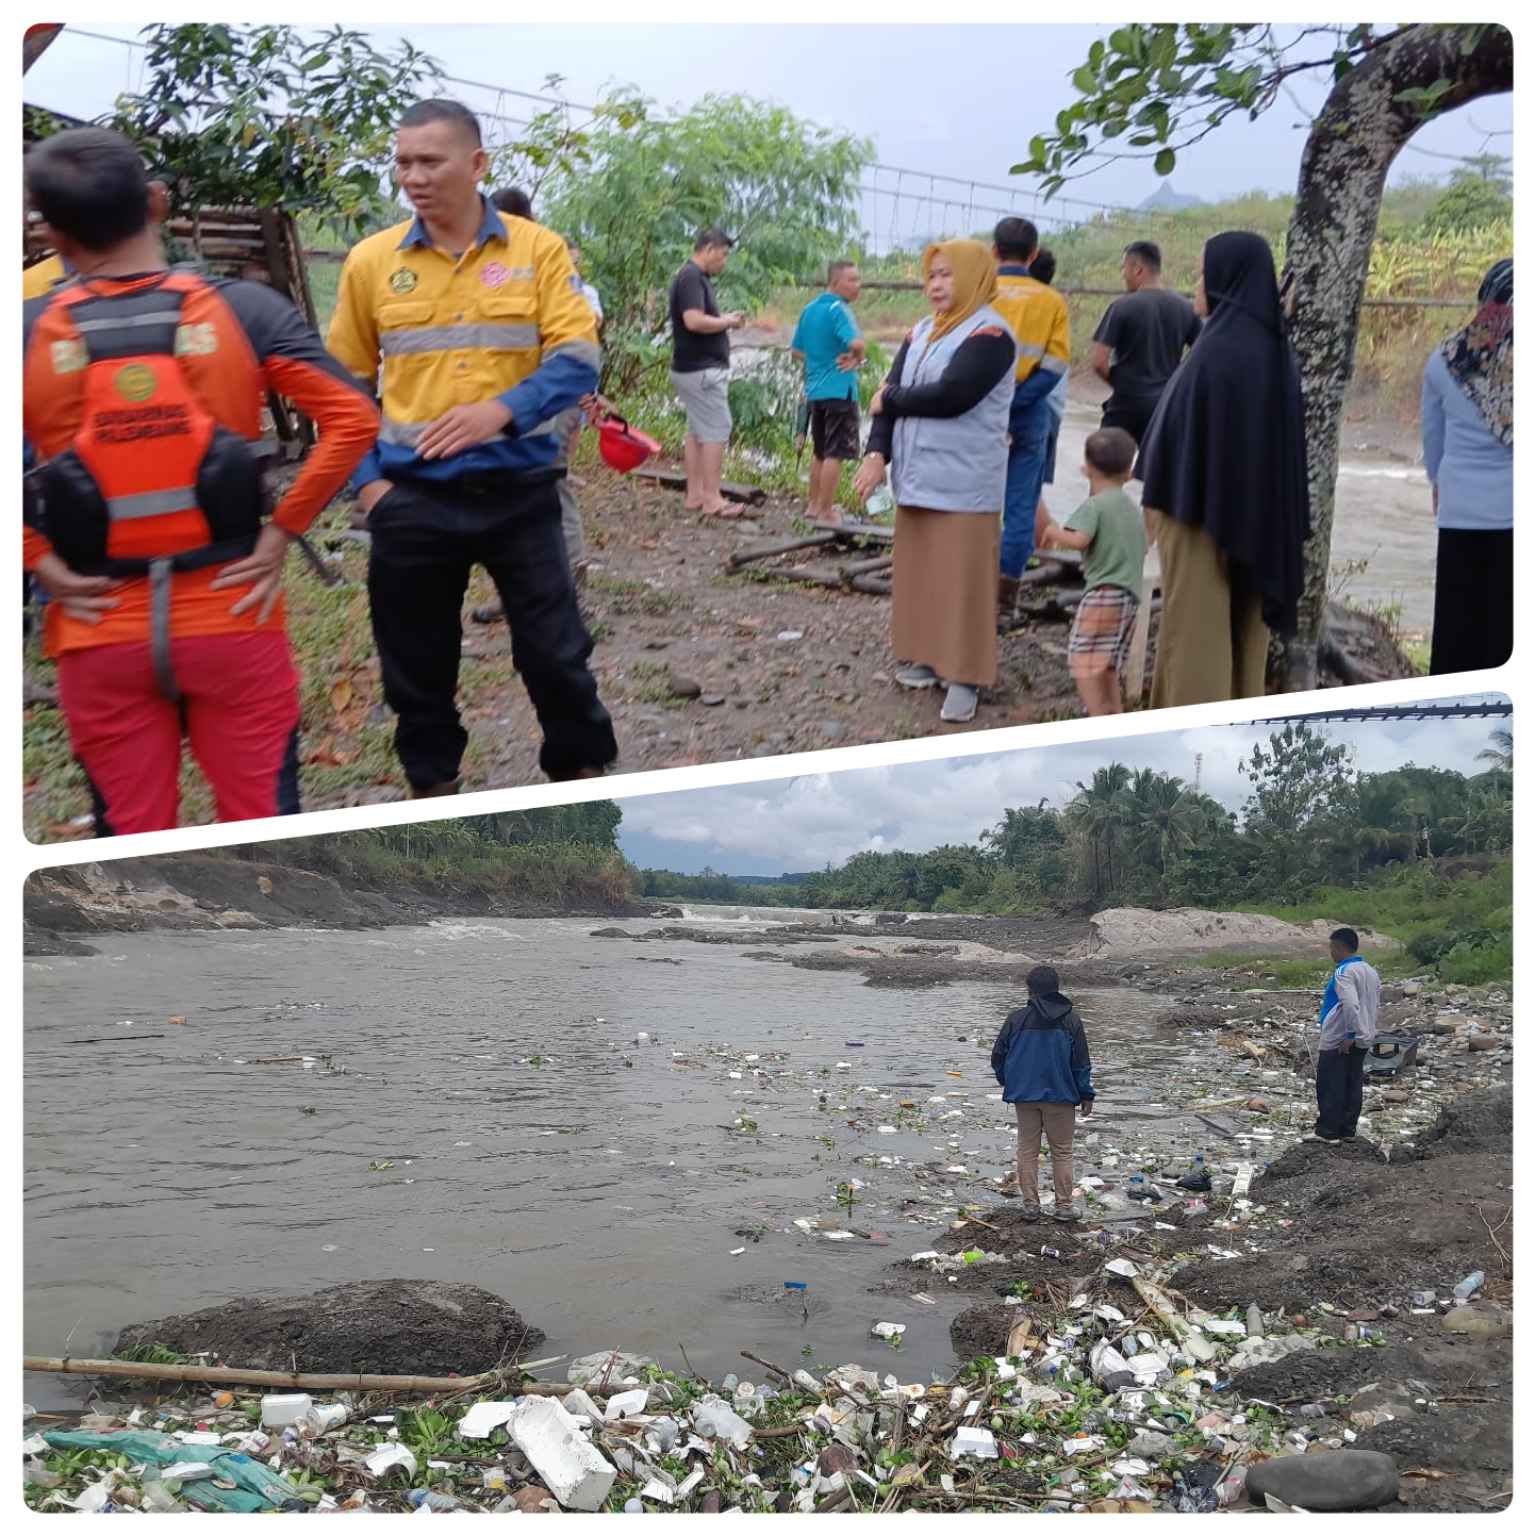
[22,857,671,957]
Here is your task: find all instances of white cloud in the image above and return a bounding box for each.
[618,704,1507,872]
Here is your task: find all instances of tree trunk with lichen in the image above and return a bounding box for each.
[1278,24,1512,689]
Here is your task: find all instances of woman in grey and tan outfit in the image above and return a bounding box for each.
[855,240,1017,724]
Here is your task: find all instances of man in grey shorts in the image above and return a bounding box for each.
[669,227,745,516]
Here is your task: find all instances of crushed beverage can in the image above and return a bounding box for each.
[1040,1246,1060,1259]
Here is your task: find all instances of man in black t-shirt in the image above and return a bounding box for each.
[1091,240,1202,450]
[669,227,745,516]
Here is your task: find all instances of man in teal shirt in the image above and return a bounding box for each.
[791,261,865,525]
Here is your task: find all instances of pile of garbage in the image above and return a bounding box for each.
[24,1269,1467,1516]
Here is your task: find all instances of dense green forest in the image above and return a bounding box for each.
[650,725,1514,983]
[637,868,811,904]
[224,803,635,906]
[795,725,1511,908]
[236,725,1511,981]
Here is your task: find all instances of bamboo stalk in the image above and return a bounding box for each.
[23,1355,573,1396]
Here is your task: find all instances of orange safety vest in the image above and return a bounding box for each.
[26,271,269,696]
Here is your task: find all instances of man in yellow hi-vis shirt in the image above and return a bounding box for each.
[22,250,68,300]
[327,99,616,795]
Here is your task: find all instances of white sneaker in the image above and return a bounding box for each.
[896,665,939,689]
[940,683,978,722]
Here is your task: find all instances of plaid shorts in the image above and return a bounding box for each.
[1068,584,1139,678]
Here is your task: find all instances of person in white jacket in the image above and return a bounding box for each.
[1310,927,1381,1144]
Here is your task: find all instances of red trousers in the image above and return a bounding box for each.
[55,631,301,834]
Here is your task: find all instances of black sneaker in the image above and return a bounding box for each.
[1020,1204,1042,1223]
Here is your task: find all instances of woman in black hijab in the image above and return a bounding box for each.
[1139,231,1310,706]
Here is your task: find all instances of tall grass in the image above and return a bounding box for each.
[243,834,638,907]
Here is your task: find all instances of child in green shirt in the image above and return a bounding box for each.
[1041,427,1148,716]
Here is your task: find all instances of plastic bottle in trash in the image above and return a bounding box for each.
[405,1490,461,1512]
[1453,1272,1484,1300]
[1245,1304,1264,1339]
[865,481,896,518]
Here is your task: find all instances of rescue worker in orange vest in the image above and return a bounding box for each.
[22,212,72,707]
[23,127,379,834]
[327,100,616,795]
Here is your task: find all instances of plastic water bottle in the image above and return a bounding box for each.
[865,481,896,518]
[1453,1271,1485,1300]
[405,1490,461,1512]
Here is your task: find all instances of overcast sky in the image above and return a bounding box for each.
[615,697,1511,876]
[28,21,1513,220]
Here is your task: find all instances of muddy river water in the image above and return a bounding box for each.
[25,914,1255,1403]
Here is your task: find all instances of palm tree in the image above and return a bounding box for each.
[1477,728,1513,774]
[1124,770,1205,875]
[1065,763,1133,898]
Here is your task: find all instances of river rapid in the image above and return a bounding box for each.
[25,912,1233,1404]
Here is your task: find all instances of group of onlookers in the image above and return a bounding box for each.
[788,220,1513,719]
[21,98,1514,837]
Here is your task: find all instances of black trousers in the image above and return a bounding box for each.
[367,474,617,789]
[1430,526,1513,675]
[1315,1046,1365,1140]
[1101,395,1159,446]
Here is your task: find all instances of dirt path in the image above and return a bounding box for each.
[21,445,1415,841]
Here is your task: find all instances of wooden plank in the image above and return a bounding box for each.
[630,464,767,506]
[828,519,895,542]
[727,532,839,568]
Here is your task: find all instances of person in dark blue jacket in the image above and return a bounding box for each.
[991,965,1094,1222]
